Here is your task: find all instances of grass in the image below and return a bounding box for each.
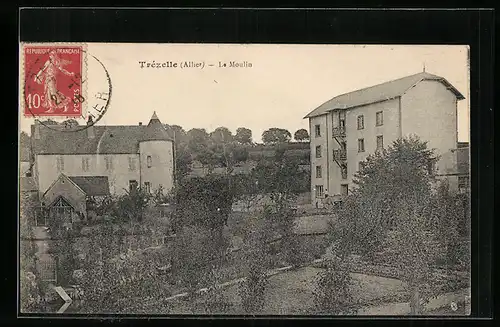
[164,266,408,315]
[73,211,470,315]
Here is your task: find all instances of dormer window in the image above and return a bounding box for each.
[105,156,113,171]
[56,156,64,172]
[82,157,90,171]
[128,157,137,171]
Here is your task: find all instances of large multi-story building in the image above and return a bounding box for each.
[304,71,465,206]
[30,111,175,198]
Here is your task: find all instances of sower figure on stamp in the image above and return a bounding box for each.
[34,49,75,113]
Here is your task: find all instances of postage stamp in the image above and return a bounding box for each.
[22,44,87,118]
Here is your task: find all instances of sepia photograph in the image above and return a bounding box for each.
[18,43,471,316]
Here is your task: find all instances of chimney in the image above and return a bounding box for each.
[34,120,40,140]
[87,116,95,139]
[139,122,143,126]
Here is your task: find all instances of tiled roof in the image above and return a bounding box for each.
[31,113,172,155]
[68,176,110,196]
[20,146,30,162]
[20,176,37,192]
[142,111,172,141]
[305,72,465,118]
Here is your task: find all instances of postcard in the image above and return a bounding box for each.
[19,43,471,316]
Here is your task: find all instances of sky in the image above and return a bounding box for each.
[19,44,470,142]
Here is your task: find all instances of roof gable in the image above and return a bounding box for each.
[304,72,465,119]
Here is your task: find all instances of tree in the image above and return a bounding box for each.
[62,119,79,128]
[210,127,233,144]
[335,135,443,314]
[312,244,357,315]
[171,226,223,293]
[294,129,309,142]
[112,186,151,222]
[238,207,273,314]
[45,204,81,287]
[261,128,292,145]
[19,192,42,312]
[232,146,249,163]
[432,180,469,268]
[173,175,234,230]
[165,124,187,145]
[187,128,210,151]
[78,236,175,314]
[232,174,266,212]
[162,124,192,181]
[234,127,253,145]
[174,144,193,181]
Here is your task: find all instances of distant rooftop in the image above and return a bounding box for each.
[20,176,37,192]
[305,72,465,119]
[69,176,110,196]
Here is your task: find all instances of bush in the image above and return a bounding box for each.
[171,225,229,293]
[239,274,268,314]
[285,236,329,267]
[312,255,357,315]
[238,213,273,314]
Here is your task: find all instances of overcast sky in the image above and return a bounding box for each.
[19,43,469,142]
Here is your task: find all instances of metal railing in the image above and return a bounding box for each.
[333,149,347,161]
[332,126,346,137]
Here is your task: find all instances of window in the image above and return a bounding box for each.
[315,166,322,178]
[315,145,322,158]
[358,139,365,152]
[128,157,137,171]
[35,208,48,227]
[315,185,324,198]
[129,180,138,192]
[105,156,113,170]
[376,135,384,150]
[341,166,348,179]
[147,155,152,168]
[376,111,384,126]
[38,256,57,283]
[458,176,469,192]
[357,115,364,130]
[56,156,64,172]
[49,197,75,225]
[315,124,321,137]
[359,161,365,171]
[144,182,151,193]
[82,157,90,171]
[341,184,349,196]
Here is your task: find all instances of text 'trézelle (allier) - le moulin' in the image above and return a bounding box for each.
[138,61,253,69]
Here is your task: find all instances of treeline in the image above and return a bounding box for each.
[163,124,310,181]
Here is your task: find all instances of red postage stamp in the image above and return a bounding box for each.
[23,45,86,117]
